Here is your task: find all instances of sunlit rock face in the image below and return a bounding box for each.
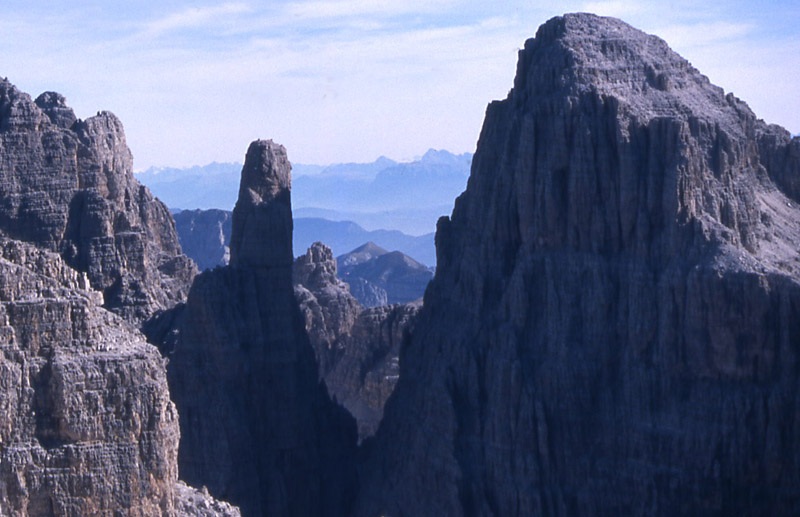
[356,13,800,516]
[293,241,421,440]
[0,79,196,323]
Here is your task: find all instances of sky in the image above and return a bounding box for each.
[2,1,798,169]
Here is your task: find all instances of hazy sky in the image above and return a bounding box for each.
[2,0,798,169]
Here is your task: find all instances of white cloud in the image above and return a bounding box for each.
[652,21,754,48]
[142,3,252,37]
[580,0,645,17]
[284,0,457,19]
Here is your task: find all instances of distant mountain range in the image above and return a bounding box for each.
[136,149,472,237]
[294,218,435,267]
[174,210,436,269]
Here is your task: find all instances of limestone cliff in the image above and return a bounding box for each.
[357,14,800,516]
[163,141,357,516]
[0,80,196,323]
[0,238,237,516]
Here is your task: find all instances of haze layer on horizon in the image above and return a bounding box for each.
[2,0,798,169]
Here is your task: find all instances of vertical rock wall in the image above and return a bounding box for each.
[357,14,800,516]
[165,141,358,516]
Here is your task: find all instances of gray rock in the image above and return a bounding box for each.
[163,141,358,516]
[292,242,420,440]
[357,13,800,516]
[343,277,388,308]
[229,140,293,269]
[174,482,241,517]
[293,241,361,374]
[0,238,232,516]
[0,78,196,323]
[327,301,421,440]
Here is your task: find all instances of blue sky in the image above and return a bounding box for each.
[2,0,798,169]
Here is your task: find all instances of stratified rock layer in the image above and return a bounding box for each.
[165,141,357,516]
[327,301,421,439]
[0,239,178,516]
[357,13,800,516]
[0,79,196,322]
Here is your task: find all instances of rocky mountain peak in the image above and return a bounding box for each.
[229,139,293,269]
[293,240,340,290]
[34,91,77,129]
[0,78,49,131]
[337,241,388,268]
[357,14,800,516]
[513,13,745,130]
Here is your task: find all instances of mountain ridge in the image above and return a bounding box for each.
[356,13,800,515]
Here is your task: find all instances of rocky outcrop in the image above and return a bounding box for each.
[337,242,432,307]
[293,242,361,374]
[327,301,421,439]
[0,79,196,323]
[162,140,357,516]
[173,209,232,271]
[174,483,241,517]
[0,238,234,516]
[357,14,800,516]
[292,242,420,439]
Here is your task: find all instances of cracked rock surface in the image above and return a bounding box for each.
[356,13,800,516]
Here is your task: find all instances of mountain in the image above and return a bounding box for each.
[0,81,196,323]
[294,217,435,266]
[136,150,471,237]
[0,79,235,515]
[173,209,232,271]
[153,141,358,516]
[356,13,800,516]
[173,210,436,270]
[337,243,433,307]
[293,205,450,237]
[293,242,420,440]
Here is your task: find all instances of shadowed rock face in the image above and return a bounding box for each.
[230,141,292,269]
[0,79,196,323]
[356,13,800,516]
[164,141,357,517]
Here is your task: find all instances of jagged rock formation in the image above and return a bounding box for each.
[0,238,236,516]
[0,79,196,323]
[162,140,357,516]
[337,242,432,307]
[327,301,421,439]
[357,13,800,516]
[173,209,232,271]
[292,242,420,439]
[174,483,241,517]
[293,242,361,374]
